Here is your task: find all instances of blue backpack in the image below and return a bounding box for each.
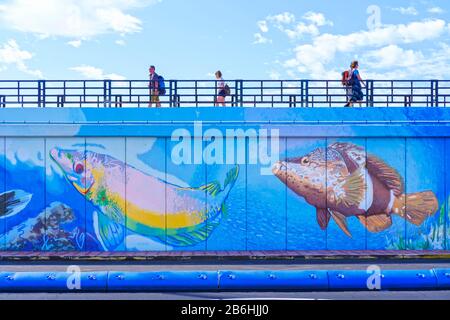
[158,75,166,95]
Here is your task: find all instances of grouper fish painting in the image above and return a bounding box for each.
[50,147,239,250]
[273,142,439,237]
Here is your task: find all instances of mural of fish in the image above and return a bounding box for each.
[0,190,32,219]
[273,142,439,237]
[50,148,239,250]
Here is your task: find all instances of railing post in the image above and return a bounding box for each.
[289,95,296,108]
[404,95,411,107]
[0,95,5,108]
[114,95,122,108]
[169,80,173,108]
[173,80,180,107]
[432,80,439,107]
[303,80,309,107]
[234,80,239,107]
[366,80,374,107]
[300,81,304,107]
[103,80,112,107]
[57,95,65,108]
[239,80,244,107]
[38,80,45,108]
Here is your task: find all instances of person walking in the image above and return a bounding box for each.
[342,64,352,107]
[148,65,161,107]
[346,61,365,107]
[214,70,227,107]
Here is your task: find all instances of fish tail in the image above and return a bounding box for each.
[392,192,438,226]
[224,165,240,191]
[0,190,33,219]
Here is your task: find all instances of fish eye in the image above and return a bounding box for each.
[301,157,310,165]
[74,162,84,174]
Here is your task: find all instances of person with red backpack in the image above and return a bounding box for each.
[342,65,352,107]
[345,60,365,107]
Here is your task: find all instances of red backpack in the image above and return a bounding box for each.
[342,70,350,86]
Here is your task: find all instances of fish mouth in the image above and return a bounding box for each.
[272,161,287,176]
[49,148,78,183]
[50,148,59,160]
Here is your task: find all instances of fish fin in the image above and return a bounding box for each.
[329,142,364,173]
[335,169,365,207]
[316,208,330,230]
[166,222,215,247]
[197,165,240,197]
[0,190,32,219]
[166,209,223,247]
[393,192,438,226]
[366,155,403,196]
[93,211,125,251]
[199,181,222,197]
[330,210,352,237]
[357,214,392,232]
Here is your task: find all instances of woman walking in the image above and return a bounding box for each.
[345,61,365,107]
[215,70,226,107]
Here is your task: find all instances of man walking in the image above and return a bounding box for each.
[148,65,161,107]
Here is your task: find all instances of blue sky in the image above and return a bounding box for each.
[0,0,449,80]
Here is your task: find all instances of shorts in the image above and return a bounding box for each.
[218,89,227,97]
[150,90,160,103]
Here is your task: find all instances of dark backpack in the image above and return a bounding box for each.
[158,75,166,95]
[224,84,231,96]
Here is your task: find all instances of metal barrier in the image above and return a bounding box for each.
[0,79,449,108]
[0,272,108,292]
[107,271,218,292]
[0,269,449,292]
[218,270,329,291]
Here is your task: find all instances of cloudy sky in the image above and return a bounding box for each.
[0,0,449,80]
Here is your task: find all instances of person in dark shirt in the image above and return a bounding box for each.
[148,65,161,107]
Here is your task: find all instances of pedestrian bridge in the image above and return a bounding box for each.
[0,79,449,108]
[0,79,449,256]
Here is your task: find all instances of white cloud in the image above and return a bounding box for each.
[253,33,271,45]
[0,0,159,39]
[392,6,419,16]
[0,39,43,78]
[303,11,333,27]
[284,23,320,39]
[428,7,444,14]
[67,40,82,48]
[115,39,126,46]
[262,11,332,40]
[257,20,268,33]
[70,65,126,80]
[284,19,447,79]
[267,12,295,27]
[364,45,424,68]
[364,43,450,80]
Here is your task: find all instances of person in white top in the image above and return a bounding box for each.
[215,70,226,107]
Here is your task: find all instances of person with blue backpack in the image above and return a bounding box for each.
[148,65,165,107]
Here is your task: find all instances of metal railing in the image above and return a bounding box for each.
[0,79,449,108]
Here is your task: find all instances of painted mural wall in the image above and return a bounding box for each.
[0,136,448,252]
